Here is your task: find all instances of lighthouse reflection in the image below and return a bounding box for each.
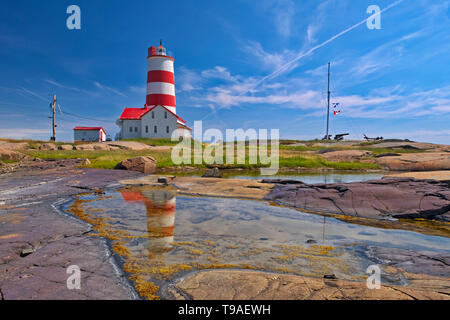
[120,188,176,256]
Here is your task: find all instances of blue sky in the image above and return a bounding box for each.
[0,0,449,143]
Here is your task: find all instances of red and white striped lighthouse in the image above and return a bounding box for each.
[146,42,176,114]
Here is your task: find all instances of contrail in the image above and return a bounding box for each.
[201,0,404,119]
[256,0,404,85]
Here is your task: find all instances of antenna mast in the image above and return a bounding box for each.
[325,62,331,140]
[50,95,56,141]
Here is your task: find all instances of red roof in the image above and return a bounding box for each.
[119,105,186,124]
[73,127,106,132]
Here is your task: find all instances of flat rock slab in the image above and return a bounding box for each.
[366,141,447,151]
[375,153,450,171]
[168,270,449,300]
[320,150,371,162]
[263,178,450,221]
[120,175,274,200]
[385,171,450,181]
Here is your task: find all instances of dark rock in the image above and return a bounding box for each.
[38,143,57,151]
[202,167,221,178]
[264,178,450,221]
[157,177,168,184]
[20,246,35,257]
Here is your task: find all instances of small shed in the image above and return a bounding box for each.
[74,127,107,142]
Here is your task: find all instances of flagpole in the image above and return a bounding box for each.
[326,62,331,140]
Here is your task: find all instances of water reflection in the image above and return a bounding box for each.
[65,186,450,299]
[120,188,176,255]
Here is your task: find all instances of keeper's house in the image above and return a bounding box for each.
[73,127,107,142]
[116,105,191,139]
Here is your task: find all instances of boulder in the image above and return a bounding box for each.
[74,144,95,151]
[38,143,57,151]
[0,148,30,162]
[114,156,156,174]
[93,144,111,150]
[79,158,91,166]
[58,144,74,151]
[202,167,221,178]
[263,178,450,222]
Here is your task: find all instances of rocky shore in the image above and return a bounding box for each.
[1,159,449,300]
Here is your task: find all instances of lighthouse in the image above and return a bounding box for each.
[116,41,191,140]
[146,42,176,114]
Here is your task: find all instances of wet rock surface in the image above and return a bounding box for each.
[263,178,450,221]
[0,159,143,299]
[366,246,450,277]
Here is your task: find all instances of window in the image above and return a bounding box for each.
[135,127,138,132]
[154,126,157,133]
[166,126,169,133]
[164,111,167,119]
[152,111,154,119]
[145,126,148,133]
[129,127,132,132]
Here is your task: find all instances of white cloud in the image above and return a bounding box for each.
[270,0,296,38]
[242,41,298,72]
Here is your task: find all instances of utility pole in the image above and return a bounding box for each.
[50,95,56,141]
[325,62,331,140]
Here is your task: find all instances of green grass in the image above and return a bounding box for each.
[23,149,175,169]
[0,159,18,164]
[278,156,381,170]
[23,148,382,171]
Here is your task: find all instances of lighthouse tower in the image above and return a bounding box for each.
[117,42,192,140]
[146,42,176,114]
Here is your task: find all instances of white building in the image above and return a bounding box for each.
[116,105,191,139]
[74,127,107,142]
[116,42,191,140]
